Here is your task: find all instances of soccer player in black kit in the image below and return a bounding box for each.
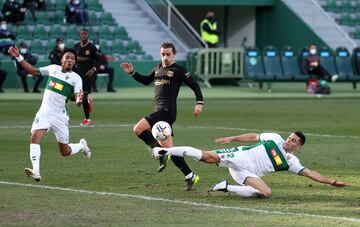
[120,42,204,191]
[74,28,99,126]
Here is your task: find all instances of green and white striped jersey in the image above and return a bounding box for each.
[38,65,82,114]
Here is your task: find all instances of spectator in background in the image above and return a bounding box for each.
[200,11,219,48]
[22,0,38,22]
[303,44,338,82]
[0,62,7,92]
[1,0,26,24]
[49,37,65,65]
[92,39,116,92]
[0,19,15,54]
[65,0,88,26]
[36,0,46,11]
[15,42,43,93]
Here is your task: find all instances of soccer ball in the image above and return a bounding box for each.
[151,121,172,141]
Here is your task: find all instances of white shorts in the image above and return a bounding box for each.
[216,147,260,185]
[31,110,70,144]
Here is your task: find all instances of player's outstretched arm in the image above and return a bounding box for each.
[8,46,40,76]
[300,168,350,187]
[75,90,84,106]
[215,133,260,144]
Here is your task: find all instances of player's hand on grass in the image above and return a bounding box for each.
[193,104,203,117]
[120,62,134,74]
[214,137,233,144]
[330,179,350,187]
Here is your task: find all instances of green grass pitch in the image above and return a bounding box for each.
[1,84,360,226]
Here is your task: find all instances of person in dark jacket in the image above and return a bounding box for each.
[15,42,43,93]
[48,37,65,65]
[92,39,116,92]
[1,0,26,24]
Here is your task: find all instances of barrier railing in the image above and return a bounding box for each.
[188,48,244,87]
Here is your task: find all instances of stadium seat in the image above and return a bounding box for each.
[87,0,103,11]
[55,0,67,11]
[335,47,353,81]
[127,40,144,54]
[36,12,52,25]
[350,47,360,81]
[100,12,117,26]
[113,26,130,40]
[319,47,337,76]
[16,26,32,40]
[30,40,46,55]
[243,47,265,80]
[280,46,299,80]
[49,25,63,39]
[262,46,282,81]
[66,26,81,40]
[89,11,101,26]
[112,40,127,55]
[98,26,113,40]
[294,47,310,81]
[33,26,48,40]
[142,54,153,60]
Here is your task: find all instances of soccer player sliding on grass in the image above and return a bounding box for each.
[153,131,350,197]
[8,46,91,182]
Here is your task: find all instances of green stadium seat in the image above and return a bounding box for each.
[100,42,111,53]
[16,26,32,40]
[100,12,117,26]
[55,0,68,11]
[89,11,101,26]
[36,12,52,25]
[262,46,282,81]
[294,47,311,81]
[65,40,76,49]
[125,54,137,60]
[350,47,360,81]
[335,47,353,81]
[141,54,153,60]
[280,46,299,80]
[112,40,127,55]
[243,47,265,80]
[98,26,113,40]
[54,11,66,24]
[49,25,63,39]
[66,26,81,40]
[30,40,46,54]
[113,26,130,40]
[33,26,48,39]
[127,40,144,54]
[87,0,103,11]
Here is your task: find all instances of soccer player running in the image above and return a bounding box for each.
[153,131,350,197]
[74,28,100,126]
[8,46,91,182]
[120,42,204,190]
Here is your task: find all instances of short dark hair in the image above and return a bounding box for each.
[308,43,317,48]
[80,28,89,33]
[160,42,177,54]
[294,131,306,145]
[60,48,77,60]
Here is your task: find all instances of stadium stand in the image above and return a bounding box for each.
[10,0,147,61]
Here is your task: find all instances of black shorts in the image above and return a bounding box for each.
[145,109,175,129]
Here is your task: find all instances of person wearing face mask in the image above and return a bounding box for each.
[92,39,116,92]
[0,19,15,53]
[303,44,338,83]
[15,41,43,93]
[1,0,26,24]
[200,11,220,48]
[49,37,65,65]
[65,0,88,25]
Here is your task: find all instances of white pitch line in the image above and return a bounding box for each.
[1,124,360,140]
[0,180,359,223]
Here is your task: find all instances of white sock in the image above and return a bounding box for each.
[227,185,261,197]
[68,143,84,156]
[30,144,41,172]
[185,172,194,180]
[166,146,202,161]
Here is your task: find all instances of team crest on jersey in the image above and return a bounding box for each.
[49,80,64,91]
[167,71,174,77]
[85,50,90,55]
[185,72,191,78]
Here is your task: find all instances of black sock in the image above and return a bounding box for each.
[138,130,160,148]
[82,98,90,119]
[170,156,192,176]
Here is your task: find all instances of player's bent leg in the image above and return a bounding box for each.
[244,177,272,198]
[60,139,91,158]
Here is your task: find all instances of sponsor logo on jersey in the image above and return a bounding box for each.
[154,79,170,85]
[270,148,283,165]
[85,50,90,55]
[167,71,174,77]
[49,80,64,91]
